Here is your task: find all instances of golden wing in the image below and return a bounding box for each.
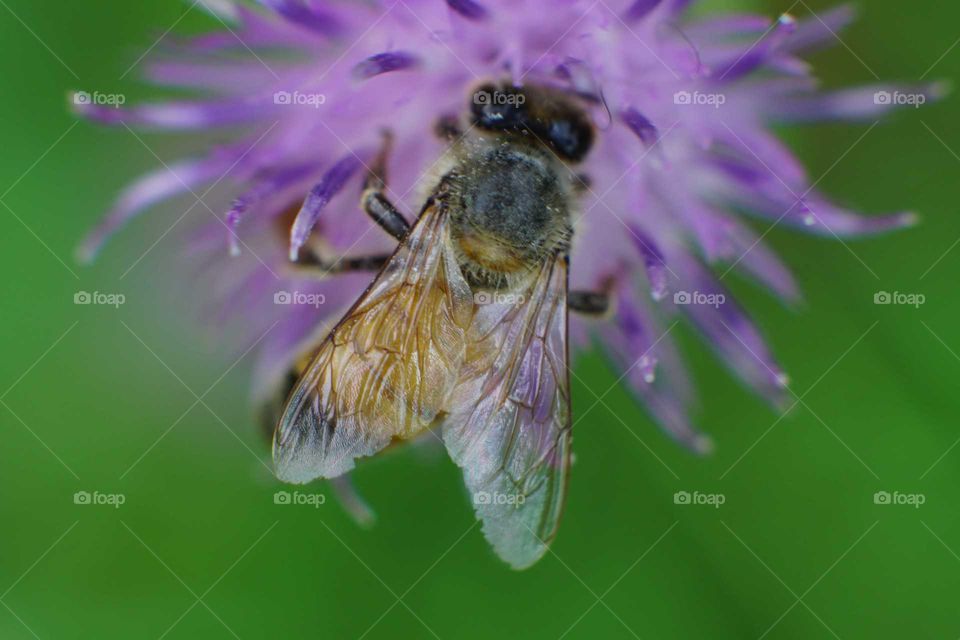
[273,206,474,483]
[443,255,571,569]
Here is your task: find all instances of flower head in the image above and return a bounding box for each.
[76,0,937,562]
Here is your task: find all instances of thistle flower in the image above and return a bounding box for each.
[75,0,937,565]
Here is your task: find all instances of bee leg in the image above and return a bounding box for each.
[361,130,410,241]
[568,290,611,316]
[290,246,391,277]
[329,476,376,528]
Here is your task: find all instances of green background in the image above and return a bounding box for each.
[1,1,957,638]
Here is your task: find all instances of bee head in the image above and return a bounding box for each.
[469,82,594,163]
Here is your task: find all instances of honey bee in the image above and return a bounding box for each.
[269,82,610,568]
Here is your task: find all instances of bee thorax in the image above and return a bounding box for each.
[443,143,572,289]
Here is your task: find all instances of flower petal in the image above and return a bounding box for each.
[784,5,856,53]
[226,163,320,256]
[289,154,366,260]
[628,225,669,300]
[71,95,273,129]
[624,0,663,22]
[709,14,797,81]
[674,259,789,401]
[352,51,420,80]
[78,158,226,263]
[775,83,948,122]
[446,0,488,21]
[599,286,711,454]
[257,0,341,36]
[621,108,659,147]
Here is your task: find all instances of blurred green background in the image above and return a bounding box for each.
[1,0,958,638]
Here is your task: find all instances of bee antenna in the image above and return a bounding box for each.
[595,88,613,131]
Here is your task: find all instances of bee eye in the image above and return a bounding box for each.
[470,85,527,131]
[468,82,594,162]
[545,120,592,162]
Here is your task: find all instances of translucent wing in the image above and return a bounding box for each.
[443,256,571,569]
[273,206,474,483]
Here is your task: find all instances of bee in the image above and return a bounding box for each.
[268,81,610,568]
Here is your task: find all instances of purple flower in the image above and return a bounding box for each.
[75,0,938,563]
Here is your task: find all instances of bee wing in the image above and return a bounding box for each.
[444,256,571,569]
[273,206,474,483]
